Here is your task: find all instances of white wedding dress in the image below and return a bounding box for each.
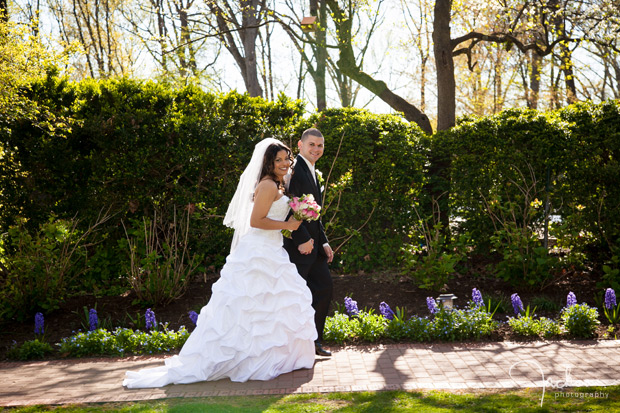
[123,196,317,388]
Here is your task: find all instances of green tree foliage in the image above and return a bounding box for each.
[0,19,69,133]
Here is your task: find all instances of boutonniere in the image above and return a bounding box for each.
[315,169,325,185]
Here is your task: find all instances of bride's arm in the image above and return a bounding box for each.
[250,181,301,231]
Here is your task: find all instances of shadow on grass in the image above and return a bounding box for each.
[5,387,620,413]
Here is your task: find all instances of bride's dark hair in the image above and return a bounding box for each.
[259,142,293,190]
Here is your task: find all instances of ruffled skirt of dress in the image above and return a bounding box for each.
[123,230,317,388]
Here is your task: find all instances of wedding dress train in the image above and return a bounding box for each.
[123,196,316,388]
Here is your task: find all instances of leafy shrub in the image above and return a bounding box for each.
[1,74,305,270]
[6,339,54,361]
[349,311,386,342]
[435,102,620,279]
[80,242,128,297]
[324,312,354,344]
[401,317,433,341]
[325,300,496,344]
[430,306,497,341]
[539,317,563,338]
[401,224,468,290]
[120,206,203,306]
[508,315,561,338]
[491,225,559,288]
[600,253,620,292]
[0,217,87,321]
[57,326,190,357]
[560,303,600,338]
[58,328,121,357]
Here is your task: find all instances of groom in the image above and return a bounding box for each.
[284,128,334,357]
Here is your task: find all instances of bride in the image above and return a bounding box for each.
[123,138,317,388]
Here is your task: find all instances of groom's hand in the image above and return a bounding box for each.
[324,244,334,263]
[298,239,314,255]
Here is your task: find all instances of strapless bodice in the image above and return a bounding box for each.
[265,195,289,220]
[245,195,289,244]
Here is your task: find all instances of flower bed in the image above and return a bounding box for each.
[7,288,620,361]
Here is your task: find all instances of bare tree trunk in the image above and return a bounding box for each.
[266,16,274,100]
[92,0,106,75]
[548,0,577,104]
[559,42,578,104]
[296,52,304,100]
[550,56,562,109]
[493,48,503,114]
[241,1,263,97]
[176,2,189,77]
[433,0,455,131]
[154,0,168,70]
[529,50,542,109]
[71,0,95,77]
[420,55,427,111]
[614,62,620,99]
[326,0,432,133]
[311,0,327,111]
[207,0,264,97]
[174,0,197,78]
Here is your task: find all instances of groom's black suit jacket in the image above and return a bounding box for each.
[283,155,328,263]
[284,154,332,342]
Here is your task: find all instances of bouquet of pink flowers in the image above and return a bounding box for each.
[282,194,321,238]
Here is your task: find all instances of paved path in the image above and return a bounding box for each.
[1,341,620,406]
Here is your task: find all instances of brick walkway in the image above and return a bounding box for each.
[1,341,620,406]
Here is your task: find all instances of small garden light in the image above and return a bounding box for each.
[437,294,457,310]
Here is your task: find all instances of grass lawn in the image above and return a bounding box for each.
[3,387,619,412]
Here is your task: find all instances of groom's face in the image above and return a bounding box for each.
[298,135,324,165]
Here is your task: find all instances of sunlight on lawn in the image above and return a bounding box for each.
[3,387,620,413]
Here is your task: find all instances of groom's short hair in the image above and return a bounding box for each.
[301,128,323,141]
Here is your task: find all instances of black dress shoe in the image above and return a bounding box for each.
[315,342,331,357]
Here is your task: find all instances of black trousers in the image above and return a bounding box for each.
[291,254,332,343]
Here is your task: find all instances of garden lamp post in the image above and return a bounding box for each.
[437,294,457,310]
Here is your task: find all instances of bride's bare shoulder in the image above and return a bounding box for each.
[255,179,278,197]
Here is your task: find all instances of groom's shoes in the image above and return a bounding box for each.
[315,342,331,357]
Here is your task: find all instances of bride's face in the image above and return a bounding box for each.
[273,150,291,179]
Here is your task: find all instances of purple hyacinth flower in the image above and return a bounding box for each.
[188,310,198,326]
[34,312,44,335]
[511,293,524,315]
[89,308,98,331]
[379,302,395,320]
[605,288,617,310]
[472,288,484,307]
[426,297,439,315]
[344,296,359,316]
[145,308,156,330]
[567,291,577,307]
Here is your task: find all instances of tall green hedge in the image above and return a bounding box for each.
[557,101,620,257]
[297,108,427,270]
[436,108,573,252]
[434,101,620,261]
[0,74,306,303]
[1,71,619,320]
